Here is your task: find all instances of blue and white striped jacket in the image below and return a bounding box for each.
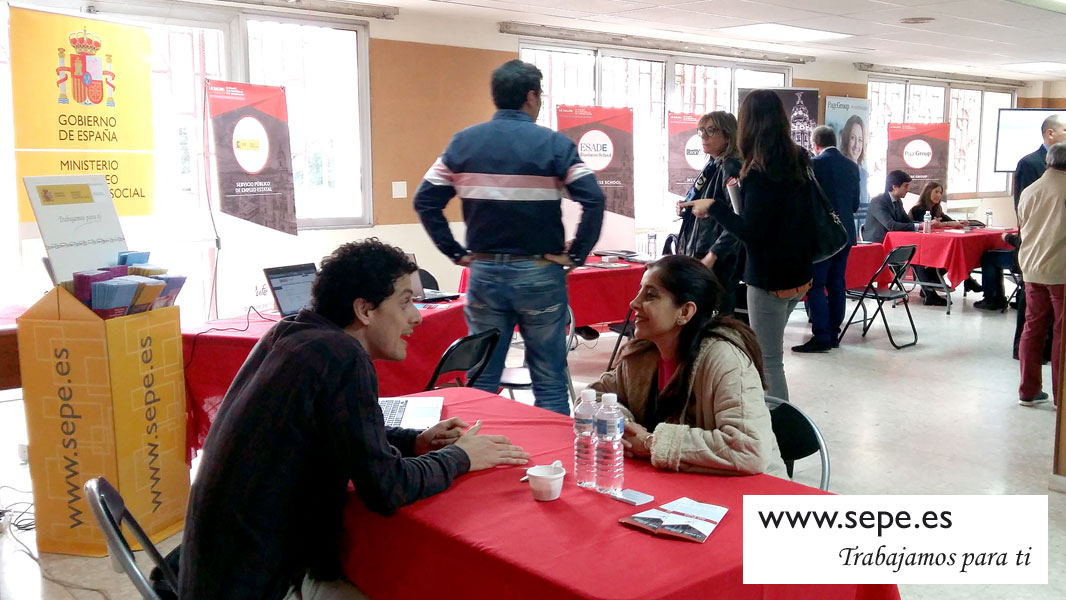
[413,110,605,265]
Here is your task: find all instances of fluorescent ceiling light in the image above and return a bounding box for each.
[718,24,851,42]
[172,0,399,20]
[498,22,815,64]
[1001,62,1066,73]
[854,63,1024,88]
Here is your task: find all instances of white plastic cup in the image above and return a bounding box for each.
[526,463,566,501]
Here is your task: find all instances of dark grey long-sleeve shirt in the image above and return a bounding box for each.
[179,309,469,600]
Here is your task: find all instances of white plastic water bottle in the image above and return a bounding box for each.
[922,212,932,234]
[573,389,597,488]
[594,392,625,495]
[985,209,993,227]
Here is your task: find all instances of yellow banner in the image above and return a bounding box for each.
[16,151,154,217]
[10,7,154,221]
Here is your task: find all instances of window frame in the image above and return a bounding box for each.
[20,0,374,229]
[867,75,1017,199]
[236,13,373,229]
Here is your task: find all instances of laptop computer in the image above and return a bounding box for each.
[263,263,317,317]
[378,396,444,429]
[405,253,459,302]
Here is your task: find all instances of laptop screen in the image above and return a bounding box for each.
[263,263,317,317]
[404,253,426,299]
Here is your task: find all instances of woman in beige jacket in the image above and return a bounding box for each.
[589,255,787,478]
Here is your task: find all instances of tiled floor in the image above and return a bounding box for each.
[1,288,1063,599]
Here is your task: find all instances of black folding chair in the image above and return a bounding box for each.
[765,396,831,491]
[418,268,440,291]
[840,244,918,349]
[84,477,178,600]
[424,329,500,390]
[606,308,634,372]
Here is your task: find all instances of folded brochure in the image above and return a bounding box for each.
[620,497,728,543]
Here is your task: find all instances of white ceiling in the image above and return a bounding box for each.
[392,0,1066,81]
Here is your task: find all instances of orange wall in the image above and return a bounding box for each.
[1018,97,1066,109]
[793,78,868,124]
[369,39,517,225]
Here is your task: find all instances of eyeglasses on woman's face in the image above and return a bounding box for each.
[697,126,720,138]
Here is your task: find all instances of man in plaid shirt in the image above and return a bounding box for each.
[180,239,529,599]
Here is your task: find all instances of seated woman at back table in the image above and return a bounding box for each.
[587,255,786,478]
[908,181,982,294]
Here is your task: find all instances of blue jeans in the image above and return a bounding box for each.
[465,260,570,415]
[980,250,1015,302]
[809,246,850,345]
[747,285,804,402]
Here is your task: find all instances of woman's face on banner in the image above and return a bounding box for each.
[846,123,864,162]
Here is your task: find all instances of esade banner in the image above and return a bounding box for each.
[10,7,155,222]
[206,80,297,235]
[557,105,634,218]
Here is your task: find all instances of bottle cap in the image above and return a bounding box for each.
[580,389,596,403]
[602,392,618,405]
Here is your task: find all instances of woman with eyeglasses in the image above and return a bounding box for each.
[684,90,816,402]
[674,111,744,314]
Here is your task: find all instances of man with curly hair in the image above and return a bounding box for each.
[180,239,529,599]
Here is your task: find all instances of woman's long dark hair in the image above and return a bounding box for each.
[916,181,945,219]
[737,89,807,183]
[650,255,767,421]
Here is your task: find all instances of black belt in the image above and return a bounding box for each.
[469,253,545,262]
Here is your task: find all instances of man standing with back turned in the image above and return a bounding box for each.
[414,59,605,416]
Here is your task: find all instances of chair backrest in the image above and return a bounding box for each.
[858,222,866,242]
[764,396,831,491]
[877,244,917,290]
[662,233,679,256]
[418,268,439,291]
[424,328,501,390]
[83,477,177,600]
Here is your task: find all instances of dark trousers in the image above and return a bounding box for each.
[980,250,1015,302]
[809,246,850,345]
[713,256,740,316]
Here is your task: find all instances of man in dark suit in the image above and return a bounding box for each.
[866,170,954,305]
[793,126,860,353]
[1010,114,1066,358]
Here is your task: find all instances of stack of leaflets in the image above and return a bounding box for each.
[128,263,167,277]
[619,497,728,543]
[150,274,186,309]
[73,269,113,306]
[91,278,141,319]
[118,250,150,265]
[121,275,167,314]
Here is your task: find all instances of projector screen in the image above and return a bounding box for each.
[994,108,1065,172]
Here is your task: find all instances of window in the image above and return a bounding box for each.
[601,55,668,231]
[672,62,730,115]
[520,46,595,130]
[248,20,366,224]
[867,79,1014,198]
[519,43,789,245]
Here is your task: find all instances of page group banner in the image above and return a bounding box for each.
[557,105,634,218]
[667,112,704,197]
[9,7,155,222]
[886,123,950,186]
[206,80,297,235]
[825,96,871,224]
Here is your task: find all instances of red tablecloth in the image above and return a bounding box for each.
[882,229,1013,290]
[182,300,468,457]
[845,243,891,289]
[340,388,901,600]
[457,257,645,327]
